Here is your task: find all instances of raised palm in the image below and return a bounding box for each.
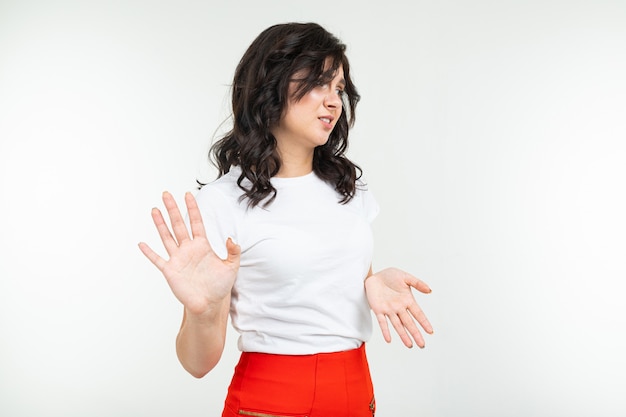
[138,192,240,316]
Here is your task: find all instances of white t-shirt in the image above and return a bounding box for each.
[195,167,379,354]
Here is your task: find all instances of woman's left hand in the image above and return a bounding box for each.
[364,267,434,348]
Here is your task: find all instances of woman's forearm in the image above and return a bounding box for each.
[175,295,231,378]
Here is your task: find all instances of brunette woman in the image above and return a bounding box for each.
[139,22,433,417]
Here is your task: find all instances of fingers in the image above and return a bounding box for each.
[225,237,241,265]
[408,303,434,335]
[155,191,211,256]
[378,297,433,348]
[184,192,207,239]
[394,272,434,344]
[406,274,432,294]
[383,309,429,349]
[402,309,428,348]
[375,313,392,343]
[144,192,226,263]
[392,309,429,348]
[138,242,166,271]
[162,191,190,245]
[388,313,415,348]
[151,207,178,256]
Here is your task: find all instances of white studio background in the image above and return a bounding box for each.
[1,1,625,416]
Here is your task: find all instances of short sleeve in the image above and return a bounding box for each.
[363,188,379,223]
[192,185,238,260]
[356,178,380,223]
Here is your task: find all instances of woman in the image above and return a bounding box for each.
[139,22,433,417]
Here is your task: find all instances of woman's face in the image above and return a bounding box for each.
[271,64,345,157]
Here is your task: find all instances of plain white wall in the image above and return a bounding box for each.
[1,1,625,416]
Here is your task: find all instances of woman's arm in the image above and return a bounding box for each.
[139,191,240,377]
[176,294,231,378]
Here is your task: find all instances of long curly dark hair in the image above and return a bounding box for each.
[206,22,362,207]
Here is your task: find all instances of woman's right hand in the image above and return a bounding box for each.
[138,191,240,317]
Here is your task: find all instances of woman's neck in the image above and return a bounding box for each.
[274,147,314,178]
[275,159,313,178]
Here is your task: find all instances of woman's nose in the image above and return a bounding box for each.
[324,91,342,109]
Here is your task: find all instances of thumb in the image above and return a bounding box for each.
[408,275,432,294]
[225,237,241,264]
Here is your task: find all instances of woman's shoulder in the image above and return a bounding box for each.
[354,173,375,200]
[195,167,245,208]
[353,174,380,222]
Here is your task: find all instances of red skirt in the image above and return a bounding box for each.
[221,343,376,417]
